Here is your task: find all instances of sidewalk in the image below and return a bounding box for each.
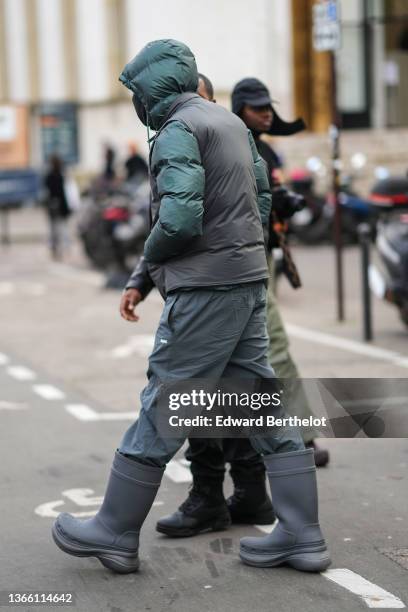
[0,205,49,244]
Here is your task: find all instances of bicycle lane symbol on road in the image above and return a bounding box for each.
[35,488,163,518]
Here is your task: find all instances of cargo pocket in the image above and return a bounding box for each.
[165,293,181,333]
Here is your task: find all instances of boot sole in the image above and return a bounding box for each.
[156,516,231,538]
[239,544,331,573]
[52,523,139,574]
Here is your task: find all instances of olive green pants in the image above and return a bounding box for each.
[266,254,316,443]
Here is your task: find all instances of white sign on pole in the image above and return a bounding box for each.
[0,106,17,141]
[313,1,341,52]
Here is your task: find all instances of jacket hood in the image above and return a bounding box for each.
[119,39,198,131]
[231,77,306,136]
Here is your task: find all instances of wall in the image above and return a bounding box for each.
[124,0,293,112]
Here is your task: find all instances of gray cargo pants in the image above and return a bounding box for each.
[119,282,304,467]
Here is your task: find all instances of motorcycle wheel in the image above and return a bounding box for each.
[80,217,116,269]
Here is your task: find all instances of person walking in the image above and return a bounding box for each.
[124,142,148,184]
[231,78,329,459]
[43,155,71,260]
[51,39,330,575]
[157,74,329,538]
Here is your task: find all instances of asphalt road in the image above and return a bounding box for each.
[0,215,407,611]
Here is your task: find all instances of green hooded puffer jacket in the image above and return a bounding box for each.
[120,38,198,132]
[120,39,271,296]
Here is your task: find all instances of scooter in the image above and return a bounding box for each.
[368,174,408,328]
[289,154,374,245]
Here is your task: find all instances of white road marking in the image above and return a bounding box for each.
[322,568,406,608]
[65,404,136,421]
[35,490,163,518]
[93,411,136,421]
[63,488,102,506]
[255,523,276,533]
[0,352,9,365]
[0,282,46,296]
[110,334,155,359]
[32,384,65,400]
[286,323,408,369]
[165,460,193,484]
[65,404,100,421]
[35,488,104,518]
[0,400,28,410]
[7,365,37,381]
[35,500,65,518]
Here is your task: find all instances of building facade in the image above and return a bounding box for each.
[0,0,293,175]
[0,0,407,185]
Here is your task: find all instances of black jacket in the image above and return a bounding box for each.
[44,171,70,219]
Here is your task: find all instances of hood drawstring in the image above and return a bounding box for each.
[146,111,155,152]
[146,115,151,150]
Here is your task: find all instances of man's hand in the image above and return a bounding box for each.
[120,288,142,322]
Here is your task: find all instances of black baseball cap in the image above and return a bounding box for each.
[231,77,306,136]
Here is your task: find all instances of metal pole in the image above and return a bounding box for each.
[330,50,344,321]
[358,223,373,341]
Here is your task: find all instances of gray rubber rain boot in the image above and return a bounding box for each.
[239,448,331,572]
[52,452,164,574]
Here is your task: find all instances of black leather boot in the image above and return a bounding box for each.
[52,452,164,573]
[227,479,276,525]
[306,440,330,468]
[239,449,331,572]
[156,480,231,537]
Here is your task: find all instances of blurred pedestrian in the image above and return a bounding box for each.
[43,155,71,260]
[125,141,148,183]
[103,145,116,181]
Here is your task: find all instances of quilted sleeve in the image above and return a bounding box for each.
[144,121,205,263]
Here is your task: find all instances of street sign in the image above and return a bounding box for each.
[313,1,341,52]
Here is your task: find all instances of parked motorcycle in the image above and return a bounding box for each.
[368,174,408,328]
[289,154,374,245]
[77,179,150,272]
